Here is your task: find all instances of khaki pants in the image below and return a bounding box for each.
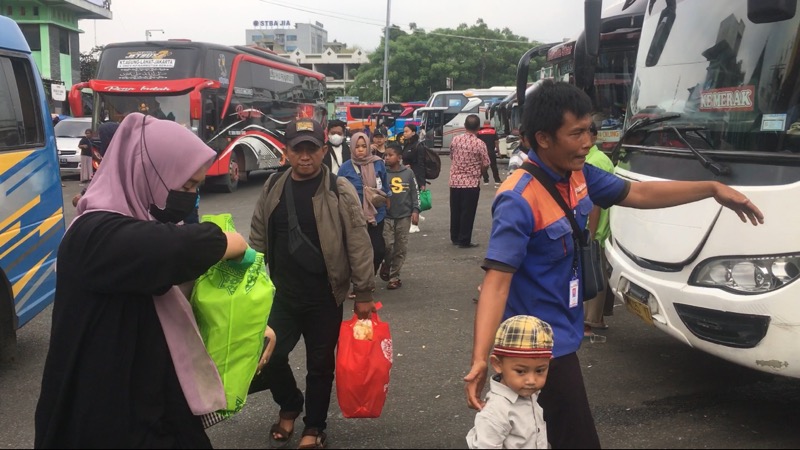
[382,216,411,282]
[583,250,613,327]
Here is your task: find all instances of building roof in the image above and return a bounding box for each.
[55,0,113,21]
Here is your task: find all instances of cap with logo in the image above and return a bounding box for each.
[285,118,325,148]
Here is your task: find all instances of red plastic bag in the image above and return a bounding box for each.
[335,312,393,418]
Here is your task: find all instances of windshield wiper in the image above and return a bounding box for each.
[611,113,681,163]
[612,112,731,176]
[667,126,731,176]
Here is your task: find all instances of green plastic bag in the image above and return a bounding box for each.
[420,189,432,211]
[190,213,275,423]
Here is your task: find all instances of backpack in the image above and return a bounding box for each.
[418,143,441,180]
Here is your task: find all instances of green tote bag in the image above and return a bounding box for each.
[419,189,432,211]
[190,213,275,425]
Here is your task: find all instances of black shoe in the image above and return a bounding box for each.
[458,243,479,248]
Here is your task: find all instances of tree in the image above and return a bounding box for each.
[349,20,545,102]
[80,46,103,82]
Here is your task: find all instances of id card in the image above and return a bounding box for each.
[569,277,580,308]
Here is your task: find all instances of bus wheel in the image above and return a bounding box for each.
[223,152,241,193]
[0,290,17,365]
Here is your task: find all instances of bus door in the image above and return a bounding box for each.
[416,107,447,148]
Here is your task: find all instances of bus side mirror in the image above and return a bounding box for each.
[584,0,602,59]
[748,0,797,23]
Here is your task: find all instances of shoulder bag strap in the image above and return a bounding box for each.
[521,161,587,247]
[282,174,302,231]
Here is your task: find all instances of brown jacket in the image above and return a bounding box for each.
[249,166,375,305]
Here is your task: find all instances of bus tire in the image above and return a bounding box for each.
[223,151,242,193]
[0,278,17,365]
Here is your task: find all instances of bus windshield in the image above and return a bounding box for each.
[630,0,800,154]
[97,92,191,126]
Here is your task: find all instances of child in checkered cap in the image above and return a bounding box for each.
[466,315,553,449]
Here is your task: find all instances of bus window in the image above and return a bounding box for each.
[0,57,44,148]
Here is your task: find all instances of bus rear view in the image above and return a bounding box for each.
[0,16,66,363]
[606,0,800,378]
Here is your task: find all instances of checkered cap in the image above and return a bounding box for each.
[492,315,554,358]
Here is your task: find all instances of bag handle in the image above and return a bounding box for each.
[521,161,588,247]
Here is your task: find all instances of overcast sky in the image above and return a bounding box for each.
[78,0,588,53]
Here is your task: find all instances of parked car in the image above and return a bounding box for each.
[55,117,92,177]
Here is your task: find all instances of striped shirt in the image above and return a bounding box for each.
[449,132,490,188]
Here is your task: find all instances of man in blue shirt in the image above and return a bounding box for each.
[465,80,764,449]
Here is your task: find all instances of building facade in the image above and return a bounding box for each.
[281,47,370,95]
[246,21,327,54]
[4,0,112,113]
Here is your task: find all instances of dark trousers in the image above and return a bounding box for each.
[482,152,501,183]
[449,187,480,246]
[264,292,344,432]
[368,220,386,274]
[537,352,601,449]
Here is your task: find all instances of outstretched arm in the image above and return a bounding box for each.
[619,180,764,225]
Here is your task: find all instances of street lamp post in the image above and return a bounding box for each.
[145,29,164,41]
[382,0,391,103]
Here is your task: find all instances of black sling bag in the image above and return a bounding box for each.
[282,174,330,275]
[522,162,605,301]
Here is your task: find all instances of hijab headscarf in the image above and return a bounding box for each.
[349,132,385,225]
[76,113,226,415]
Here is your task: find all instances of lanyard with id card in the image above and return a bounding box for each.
[569,247,580,308]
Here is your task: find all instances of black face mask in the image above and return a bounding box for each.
[149,190,198,224]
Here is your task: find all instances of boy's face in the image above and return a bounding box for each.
[373,135,385,147]
[384,149,400,167]
[535,112,593,176]
[491,355,550,398]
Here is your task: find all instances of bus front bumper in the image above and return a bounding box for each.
[605,240,800,379]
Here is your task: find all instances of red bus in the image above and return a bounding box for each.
[68,40,327,192]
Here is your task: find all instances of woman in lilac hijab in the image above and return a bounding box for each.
[34,113,248,449]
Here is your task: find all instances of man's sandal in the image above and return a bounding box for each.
[268,411,300,449]
[298,429,327,449]
[379,262,390,281]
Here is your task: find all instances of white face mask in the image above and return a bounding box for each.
[329,134,344,146]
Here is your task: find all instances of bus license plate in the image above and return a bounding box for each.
[624,292,654,326]
[60,158,67,164]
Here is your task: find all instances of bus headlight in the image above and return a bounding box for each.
[690,254,800,294]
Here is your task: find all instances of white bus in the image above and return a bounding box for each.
[417,87,513,150]
[606,0,800,378]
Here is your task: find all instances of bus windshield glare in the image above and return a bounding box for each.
[97,92,191,127]
[630,0,800,154]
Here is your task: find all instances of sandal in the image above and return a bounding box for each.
[269,411,300,448]
[298,429,327,449]
[379,262,390,282]
[387,279,402,290]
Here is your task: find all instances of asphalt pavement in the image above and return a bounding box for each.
[1,158,799,449]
